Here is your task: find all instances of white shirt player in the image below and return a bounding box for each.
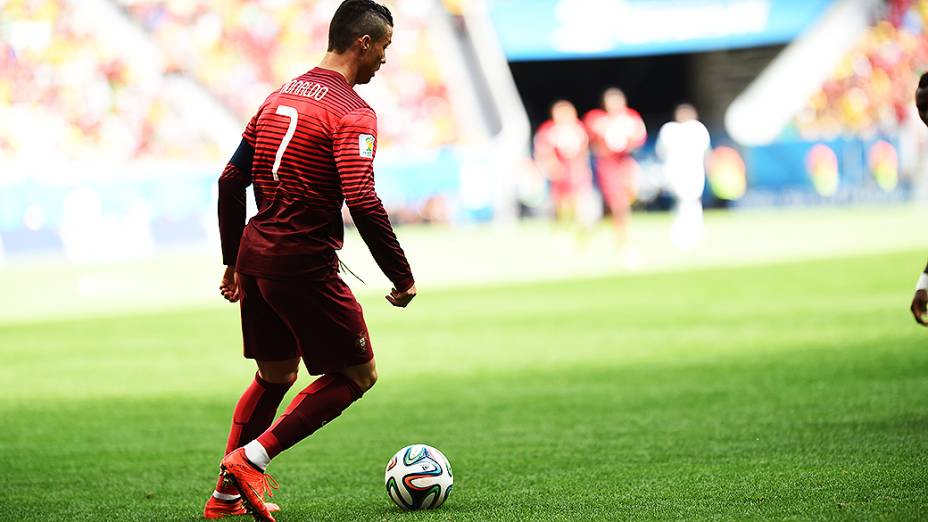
[656,105,711,249]
[656,119,711,202]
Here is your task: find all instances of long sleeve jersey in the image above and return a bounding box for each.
[218,67,414,291]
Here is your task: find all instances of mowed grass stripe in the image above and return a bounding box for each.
[0,248,926,520]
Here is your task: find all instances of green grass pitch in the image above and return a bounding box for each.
[1,248,926,520]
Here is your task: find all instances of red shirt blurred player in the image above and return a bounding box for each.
[533,100,593,224]
[205,2,415,520]
[584,88,646,243]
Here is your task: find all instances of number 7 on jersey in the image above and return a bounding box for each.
[272,105,299,181]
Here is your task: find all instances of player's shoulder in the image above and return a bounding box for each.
[583,108,606,123]
[658,121,678,133]
[536,119,556,134]
[689,120,711,140]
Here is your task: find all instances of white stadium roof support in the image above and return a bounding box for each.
[725,0,879,146]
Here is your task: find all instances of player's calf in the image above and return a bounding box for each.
[226,371,368,487]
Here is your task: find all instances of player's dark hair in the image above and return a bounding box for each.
[328,0,393,53]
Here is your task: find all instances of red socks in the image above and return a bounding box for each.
[215,373,293,495]
[256,374,363,459]
[225,373,295,454]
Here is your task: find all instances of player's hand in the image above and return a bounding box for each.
[911,289,928,326]
[220,265,241,303]
[916,72,928,125]
[386,284,416,308]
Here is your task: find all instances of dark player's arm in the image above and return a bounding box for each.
[916,72,928,125]
[910,258,928,326]
[218,138,255,266]
[911,76,928,325]
[334,111,414,292]
[349,197,415,292]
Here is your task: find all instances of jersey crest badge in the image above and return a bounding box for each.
[359,134,375,159]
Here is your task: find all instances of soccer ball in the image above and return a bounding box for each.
[384,444,453,510]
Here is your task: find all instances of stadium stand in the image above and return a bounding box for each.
[0,0,239,164]
[114,0,459,151]
[0,0,499,259]
[1,0,461,165]
[792,0,928,139]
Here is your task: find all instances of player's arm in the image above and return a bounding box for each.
[655,125,668,161]
[629,110,647,150]
[910,75,928,324]
[910,260,928,326]
[533,126,560,179]
[217,136,255,303]
[334,109,416,307]
[916,72,928,125]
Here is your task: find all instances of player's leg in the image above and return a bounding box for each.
[602,160,632,245]
[337,358,378,391]
[610,186,631,244]
[248,359,374,464]
[241,276,375,465]
[225,358,299,453]
[206,359,296,518]
[256,358,301,384]
[207,274,298,520]
[550,177,572,226]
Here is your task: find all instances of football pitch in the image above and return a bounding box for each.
[2,237,927,521]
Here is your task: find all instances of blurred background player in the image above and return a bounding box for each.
[207,2,416,520]
[583,88,647,247]
[656,103,711,250]
[533,99,595,235]
[910,71,928,327]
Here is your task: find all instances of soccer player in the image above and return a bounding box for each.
[583,88,647,245]
[533,100,594,228]
[910,72,928,326]
[203,2,416,520]
[656,103,711,250]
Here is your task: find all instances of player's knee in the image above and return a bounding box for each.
[352,368,377,392]
[256,357,301,384]
[366,368,378,390]
[259,369,298,385]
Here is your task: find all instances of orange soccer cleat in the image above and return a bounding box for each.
[203,495,280,519]
[219,448,280,521]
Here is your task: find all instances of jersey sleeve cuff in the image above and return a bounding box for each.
[392,276,415,293]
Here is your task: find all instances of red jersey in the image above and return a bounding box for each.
[534,120,588,162]
[533,119,592,197]
[218,67,414,291]
[533,120,591,175]
[583,108,647,160]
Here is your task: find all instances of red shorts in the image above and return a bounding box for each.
[550,167,593,203]
[238,273,373,375]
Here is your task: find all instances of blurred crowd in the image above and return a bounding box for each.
[0,0,218,164]
[793,0,928,139]
[0,0,458,165]
[114,0,458,151]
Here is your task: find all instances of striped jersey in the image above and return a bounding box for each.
[218,67,414,290]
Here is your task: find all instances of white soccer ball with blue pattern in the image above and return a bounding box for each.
[384,444,453,510]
